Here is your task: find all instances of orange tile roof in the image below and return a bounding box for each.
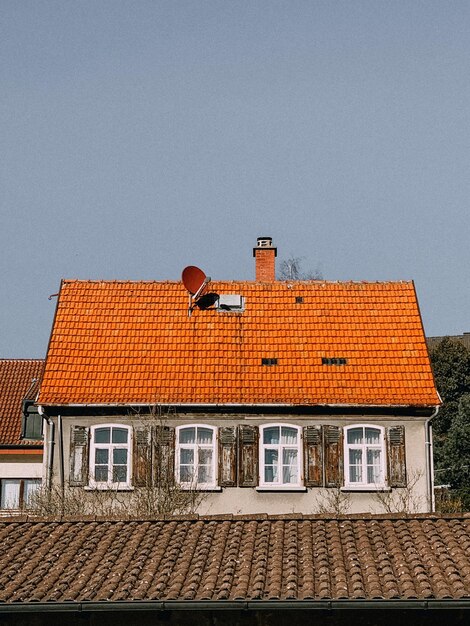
[38,280,439,407]
[0,360,44,446]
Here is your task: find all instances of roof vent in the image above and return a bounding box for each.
[322,357,347,366]
[262,358,278,366]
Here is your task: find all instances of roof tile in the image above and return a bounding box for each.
[38,280,439,407]
[2,516,470,603]
[0,359,44,446]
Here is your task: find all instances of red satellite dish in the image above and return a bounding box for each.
[182,266,208,296]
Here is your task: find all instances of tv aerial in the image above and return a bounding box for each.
[182,265,211,317]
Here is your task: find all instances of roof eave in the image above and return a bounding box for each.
[1,599,470,614]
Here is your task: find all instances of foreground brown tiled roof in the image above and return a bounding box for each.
[39,279,439,407]
[0,515,469,604]
[0,359,44,446]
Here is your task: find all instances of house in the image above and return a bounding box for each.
[37,237,440,515]
[0,359,44,511]
[0,513,469,625]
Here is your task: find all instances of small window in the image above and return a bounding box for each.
[322,357,347,365]
[89,424,132,489]
[22,412,43,440]
[295,296,304,304]
[259,424,302,488]
[176,425,217,489]
[344,425,385,489]
[0,479,41,510]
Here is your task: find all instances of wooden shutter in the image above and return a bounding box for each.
[133,427,152,487]
[387,426,407,488]
[238,425,259,487]
[219,426,237,487]
[303,425,323,487]
[324,425,343,487]
[69,425,89,486]
[154,426,175,486]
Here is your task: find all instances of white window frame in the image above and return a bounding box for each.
[343,424,386,490]
[258,423,304,490]
[88,424,132,490]
[176,425,218,490]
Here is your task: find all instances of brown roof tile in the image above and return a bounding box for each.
[0,515,470,604]
[0,359,44,446]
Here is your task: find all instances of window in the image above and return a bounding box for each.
[22,401,43,440]
[0,479,41,510]
[259,424,302,489]
[176,425,217,489]
[22,412,43,439]
[344,425,385,489]
[89,425,132,489]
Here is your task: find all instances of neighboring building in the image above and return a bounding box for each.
[37,238,440,514]
[0,514,469,624]
[427,333,470,352]
[0,359,44,511]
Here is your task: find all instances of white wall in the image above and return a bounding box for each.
[50,412,432,514]
[0,456,43,479]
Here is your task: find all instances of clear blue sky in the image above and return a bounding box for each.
[1,1,469,357]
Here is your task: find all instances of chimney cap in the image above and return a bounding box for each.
[256,236,273,247]
[253,236,277,259]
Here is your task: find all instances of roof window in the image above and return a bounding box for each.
[322,357,347,366]
[217,294,244,312]
[295,296,304,304]
[262,358,278,366]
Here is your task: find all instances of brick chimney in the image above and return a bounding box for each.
[253,236,277,281]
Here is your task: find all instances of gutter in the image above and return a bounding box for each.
[42,402,437,411]
[1,599,470,613]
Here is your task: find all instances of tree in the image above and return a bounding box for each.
[430,338,470,435]
[277,256,322,281]
[430,338,470,509]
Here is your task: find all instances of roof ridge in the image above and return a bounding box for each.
[60,278,414,285]
[0,358,44,362]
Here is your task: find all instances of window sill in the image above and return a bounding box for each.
[256,486,307,492]
[179,485,222,492]
[341,485,390,492]
[85,485,134,492]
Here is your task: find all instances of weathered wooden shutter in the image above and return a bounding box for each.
[238,425,259,487]
[303,426,323,487]
[324,425,343,487]
[154,426,175,486]
[219,426,237,487]
[133,427,152,487]
[69,425,89,486]
[387,426,407,488]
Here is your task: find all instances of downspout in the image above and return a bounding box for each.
[38,405,54,491]
[425,401,440,513]
[57,414,64,498]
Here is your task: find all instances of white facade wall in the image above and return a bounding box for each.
[48,412,432,515]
